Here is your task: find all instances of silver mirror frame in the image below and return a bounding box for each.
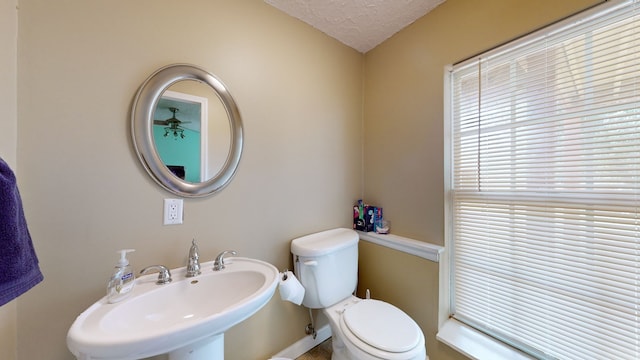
[131,64,243,197]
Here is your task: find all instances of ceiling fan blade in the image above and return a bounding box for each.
[153,120,168,125]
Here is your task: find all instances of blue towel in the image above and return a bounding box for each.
[0,157,43,306]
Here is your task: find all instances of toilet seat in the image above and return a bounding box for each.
[338,299,425,359]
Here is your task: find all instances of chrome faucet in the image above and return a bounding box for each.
[186,239,201,277]
[140,265,172,284]
[213,250,237,271]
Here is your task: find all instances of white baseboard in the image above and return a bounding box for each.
[270,324,331,359]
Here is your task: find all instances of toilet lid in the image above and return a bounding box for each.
[342,299,421,353]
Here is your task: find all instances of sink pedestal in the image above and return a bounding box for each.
[169,334,224,360]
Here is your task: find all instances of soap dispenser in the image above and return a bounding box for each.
[106,249,135,303]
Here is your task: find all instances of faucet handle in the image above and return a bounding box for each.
[140,265,172,285]
[213,250,237,271]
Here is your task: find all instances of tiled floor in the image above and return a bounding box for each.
[296,338,332,360]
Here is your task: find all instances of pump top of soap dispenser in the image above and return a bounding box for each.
[116,249,135,267]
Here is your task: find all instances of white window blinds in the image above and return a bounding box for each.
[446,1,640,359]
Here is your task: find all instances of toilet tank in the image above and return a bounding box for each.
[291,228,359,309]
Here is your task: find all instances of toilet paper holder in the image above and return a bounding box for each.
[279,269,315,339]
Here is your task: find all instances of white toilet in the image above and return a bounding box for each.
[291,228,427,360]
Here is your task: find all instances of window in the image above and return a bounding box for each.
[445,1,640,359]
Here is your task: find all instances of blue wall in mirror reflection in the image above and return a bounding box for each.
[153,125,201,182]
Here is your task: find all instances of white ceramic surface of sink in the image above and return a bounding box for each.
[67,257,279,360]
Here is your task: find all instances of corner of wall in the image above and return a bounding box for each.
[1,0,19,359]
[0,0,18,165]
[0,301,18,359]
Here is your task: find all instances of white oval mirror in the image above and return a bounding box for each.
[131,64,243,197]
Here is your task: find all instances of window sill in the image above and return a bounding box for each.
[437,319,535,360]
[357,231,443,262]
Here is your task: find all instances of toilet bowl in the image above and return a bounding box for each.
[290,228,428,360]
[324,296,426,360]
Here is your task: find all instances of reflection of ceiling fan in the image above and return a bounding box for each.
[154,107,191,139]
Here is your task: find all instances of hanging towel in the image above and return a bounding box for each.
[0,157,43,306]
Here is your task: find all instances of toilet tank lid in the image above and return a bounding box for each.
[291,228,358,257]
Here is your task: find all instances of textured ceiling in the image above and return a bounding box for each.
[264,0,445,53]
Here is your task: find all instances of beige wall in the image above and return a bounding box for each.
[358,242,463,360]
[361,0,602,359]
[363,0,603,244]
[0,0,18,358]
[16,1,362,359]
[1,0,17,162]
[11,0,606,359]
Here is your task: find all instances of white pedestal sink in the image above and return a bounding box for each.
[67,257,279,360]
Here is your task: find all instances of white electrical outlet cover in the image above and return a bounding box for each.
[163,199,183,225]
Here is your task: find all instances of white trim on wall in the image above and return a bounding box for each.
[357,231,443,262]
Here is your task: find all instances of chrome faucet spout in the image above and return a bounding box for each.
[186,239,201,277]
[213,250,237,271]
[140,265,172,285]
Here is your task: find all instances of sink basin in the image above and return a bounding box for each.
[67,257,279,360]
